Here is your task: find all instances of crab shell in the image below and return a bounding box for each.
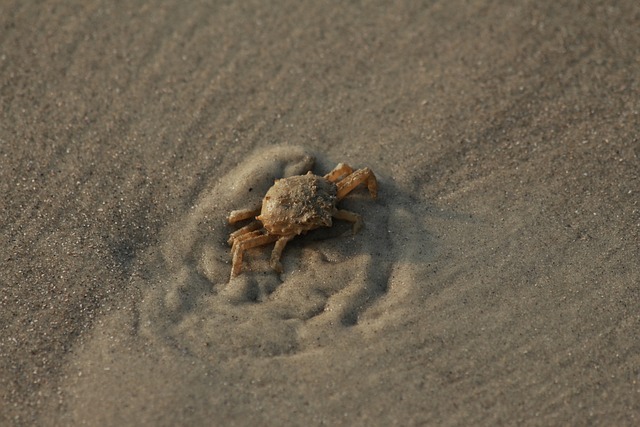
[256,172,337,236]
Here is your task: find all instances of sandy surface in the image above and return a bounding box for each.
[1,0,639,425]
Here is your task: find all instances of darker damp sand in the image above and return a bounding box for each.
[2,0,639,425]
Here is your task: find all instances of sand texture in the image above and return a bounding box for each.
[2,1,639,425]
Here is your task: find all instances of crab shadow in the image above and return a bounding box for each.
[139,145,437,360]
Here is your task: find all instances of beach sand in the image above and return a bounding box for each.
[1,1,638,425]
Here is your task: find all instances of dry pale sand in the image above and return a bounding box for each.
[1,0,639,426]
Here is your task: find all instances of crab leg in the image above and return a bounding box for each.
[324,163,354,183]
[333,209,363,234]
[228,207,261,224]
[270,235,294,273]
[336,167,378,200]
[227,220,262,245]
[231,230,264,258]
[231,233,280,278]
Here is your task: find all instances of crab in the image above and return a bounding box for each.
[227,163,378,278]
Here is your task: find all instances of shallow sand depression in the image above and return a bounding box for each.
[2,0,639,426]
[143,145,404,359]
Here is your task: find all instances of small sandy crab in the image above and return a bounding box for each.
[228,163,378,278]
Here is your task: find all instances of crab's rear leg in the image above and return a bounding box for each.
[270,235,294,273]
[336,167,378,200]
[231,232,279,278]
[324,163,354,183]
[333,209,363,234]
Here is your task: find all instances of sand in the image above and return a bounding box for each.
[1,0,639,425]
